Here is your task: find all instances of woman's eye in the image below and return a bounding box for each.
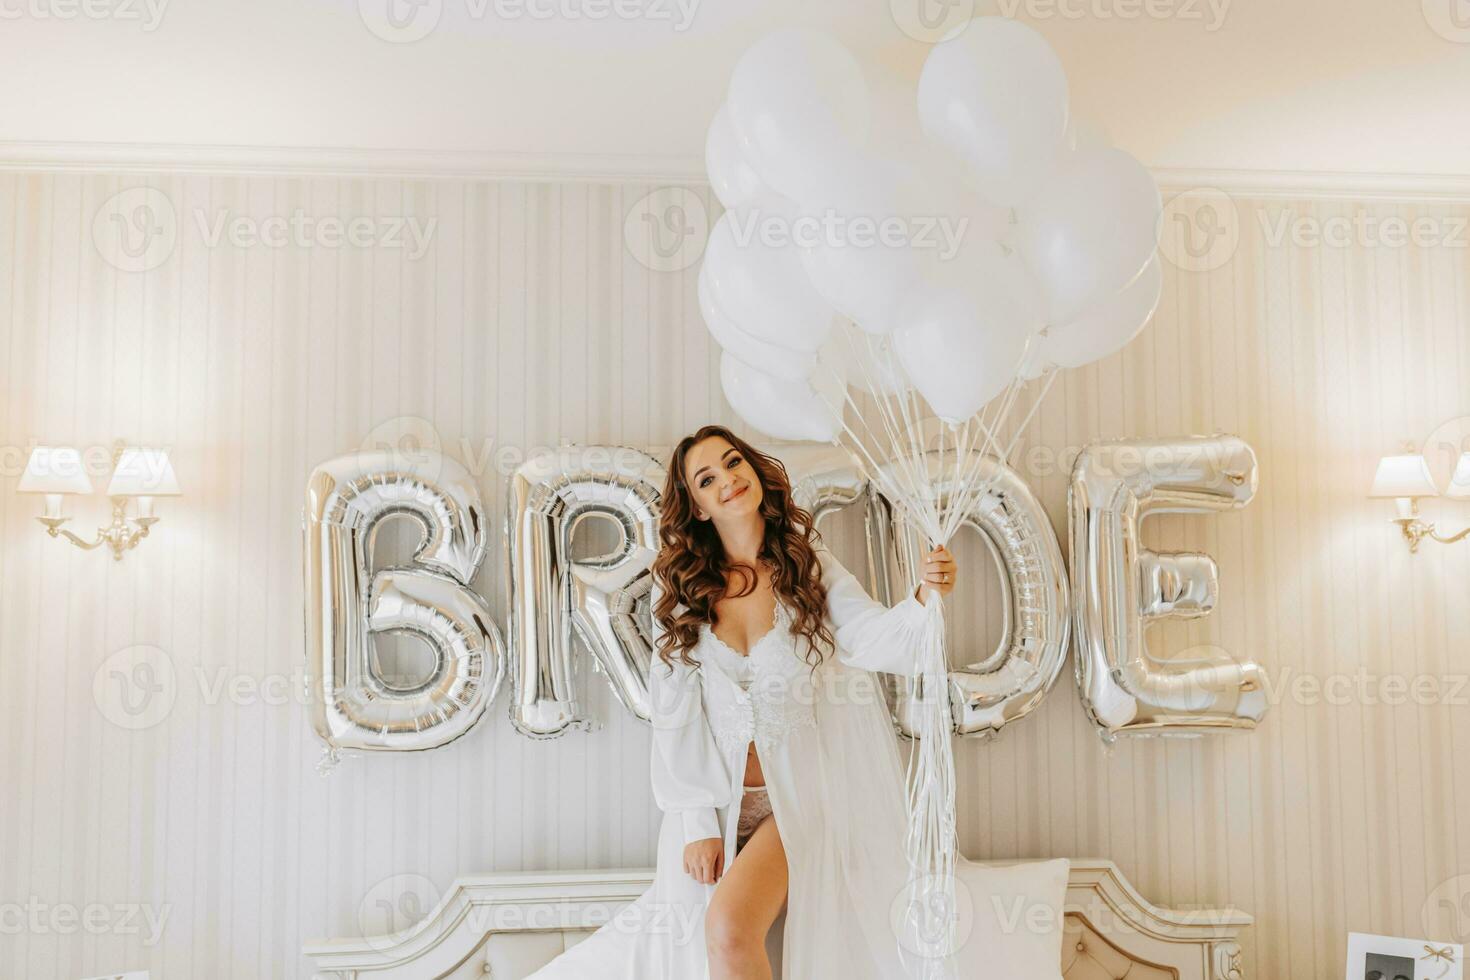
[729,456,741,468]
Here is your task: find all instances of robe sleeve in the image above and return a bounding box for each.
[647,578,726,845]
[817,544,931,677]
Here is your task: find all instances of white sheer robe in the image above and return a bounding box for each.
[526,544,938,979]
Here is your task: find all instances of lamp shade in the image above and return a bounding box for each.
[1445,453,1470,500]
[17,446,92,495]
[107,448,181,497]
[1369,453,1438,498]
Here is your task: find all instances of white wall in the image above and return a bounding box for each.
[1,171,1468,979]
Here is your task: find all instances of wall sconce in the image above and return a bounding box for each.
[17,443,181,560]
[1369,446,1470,553]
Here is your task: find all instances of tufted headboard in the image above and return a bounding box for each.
[304,860,1250,979]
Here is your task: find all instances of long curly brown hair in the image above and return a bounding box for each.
[651,424,836,677]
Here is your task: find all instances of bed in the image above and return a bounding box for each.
[303,859,1250,979]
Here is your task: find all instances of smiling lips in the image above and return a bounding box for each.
[725,484,748,503]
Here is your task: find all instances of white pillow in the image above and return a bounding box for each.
[943,857,1070,978]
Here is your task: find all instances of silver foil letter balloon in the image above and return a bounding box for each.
[779,443,870,521]
[867,451,1071,739]
[505,445,667,738]
[1069,434,1265,741]
[303,450,504,761]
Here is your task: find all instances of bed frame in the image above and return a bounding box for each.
[303,859,1250,979]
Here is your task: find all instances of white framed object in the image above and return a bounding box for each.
[1346,932,1463,980]
[303,858,1252,979]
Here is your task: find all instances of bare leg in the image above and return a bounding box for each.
[705,813,788,979]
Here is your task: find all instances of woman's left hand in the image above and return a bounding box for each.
[916,545,957,603]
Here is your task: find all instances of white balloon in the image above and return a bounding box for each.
[902,182,1019,300]
[727,30,871,205]
[1015,147,1162,325]
[705,103,771,211]
[892,245,1043,423]
[1017,331,1050,382]
[719,349,845,443]
[1065,117,1112,155]
[1039,254,1162,369]
[795,159,926,335]
[701,206,835,351]
[917,17,1069,208]
[697,265,816,381]
[820,318,912,396]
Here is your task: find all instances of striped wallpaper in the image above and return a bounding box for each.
[0,171,1467,979]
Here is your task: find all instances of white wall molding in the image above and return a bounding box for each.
[0,141,710,184]
[1152,167,1470,203]
[5,141,1470,201]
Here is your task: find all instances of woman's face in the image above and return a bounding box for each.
[683,436,764,525]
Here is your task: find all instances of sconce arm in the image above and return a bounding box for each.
[42,522,109,551]
[38,500,160,561]
[1429,524,1470,546]
[1396,517,1470,553]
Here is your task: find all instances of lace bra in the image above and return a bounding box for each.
[699,599,819,758]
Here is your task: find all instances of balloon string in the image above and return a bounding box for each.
[820,331,921,503]
[936,340,1039,542]
[816,331,1058,980]
[842,329,934,523]
[812,360,936,539]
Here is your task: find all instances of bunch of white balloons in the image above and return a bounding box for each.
[702,19,1165,440]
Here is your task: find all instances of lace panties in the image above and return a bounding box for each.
[735,783,773,845]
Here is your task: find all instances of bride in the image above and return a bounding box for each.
[527,423,957,980]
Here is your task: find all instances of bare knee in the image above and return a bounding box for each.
[704,904,764,965]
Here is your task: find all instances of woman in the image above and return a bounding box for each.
[528,424,956,980]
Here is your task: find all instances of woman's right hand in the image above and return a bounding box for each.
[684,837,724,884]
